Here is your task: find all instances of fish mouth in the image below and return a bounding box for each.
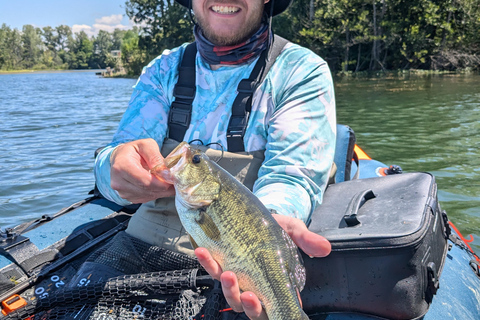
[164,142,189,169]
[150,142,189,183]
[164,153,183,169]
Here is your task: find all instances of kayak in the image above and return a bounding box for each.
[1,126,479,319]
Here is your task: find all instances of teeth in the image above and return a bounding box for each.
[212,5,239,13]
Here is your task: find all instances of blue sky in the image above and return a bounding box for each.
[0,0,136,36]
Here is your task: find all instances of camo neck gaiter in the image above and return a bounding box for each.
[193,21,271,66]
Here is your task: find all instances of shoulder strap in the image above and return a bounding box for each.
[168,42,197,142]
[227,35,289,152]
[168,36,289,150]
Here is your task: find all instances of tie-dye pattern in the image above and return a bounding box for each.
[94,42,336,223]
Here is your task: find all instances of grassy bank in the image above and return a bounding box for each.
[0,69,37,74]
[334,68,479,79]
[0,69,107,75]
[101,72,138,79]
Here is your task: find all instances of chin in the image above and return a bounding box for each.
[207,31,252,46]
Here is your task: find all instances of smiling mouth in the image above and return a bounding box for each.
[211,5,240,14]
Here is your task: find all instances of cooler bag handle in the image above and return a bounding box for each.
[343,189,376,227]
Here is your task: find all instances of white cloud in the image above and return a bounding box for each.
[72,14,139,37]
[72,24,94,36]
[95,14,124,25]
[93,23,130,33]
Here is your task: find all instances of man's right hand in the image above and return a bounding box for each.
[109,138,175,204]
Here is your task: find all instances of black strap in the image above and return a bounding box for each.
[168,35,289,151]
[0,230,60,276]
[227,35,288,152]
[168,42,197,142]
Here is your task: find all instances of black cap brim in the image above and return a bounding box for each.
[175,0,292,16]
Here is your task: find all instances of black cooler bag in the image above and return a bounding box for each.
[301,172,448,319]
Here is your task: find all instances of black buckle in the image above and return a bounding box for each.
[426,262,439,302]
[237,79,256,94]
[169,105,191,127]
[173,84,195,100]
[227,114,249,138]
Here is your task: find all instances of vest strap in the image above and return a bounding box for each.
[168,36,289,151]
[168,42,197,142]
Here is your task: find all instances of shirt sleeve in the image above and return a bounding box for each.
[94,48,183,204]
[253,46,336,225]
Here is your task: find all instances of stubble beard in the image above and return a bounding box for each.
[194,4,265,46]
[198,21,261,46]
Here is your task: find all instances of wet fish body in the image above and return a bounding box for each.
[158,142,308,320]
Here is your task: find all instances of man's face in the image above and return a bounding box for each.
[192,0,269,46]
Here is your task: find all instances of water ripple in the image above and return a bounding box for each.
[0,71,136,226]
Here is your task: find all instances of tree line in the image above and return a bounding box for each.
[125,0,480,73]
[0,23,140,72]
[2,0,479,74]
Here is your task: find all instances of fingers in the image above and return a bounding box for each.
[241,292,268,320]
[220,272,243,312]
[273,214,331,258]
[110,139,175,203]
[195,248,224,280]
[221,273,268,319]
[134,138,166,170]
[195,248,268,320]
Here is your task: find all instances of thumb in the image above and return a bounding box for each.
[135,139,174,185]
[136,138,165,169]
[273,215,331,258]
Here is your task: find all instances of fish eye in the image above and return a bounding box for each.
[192,154,201,164]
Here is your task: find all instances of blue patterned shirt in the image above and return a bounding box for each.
[94,42,336,224]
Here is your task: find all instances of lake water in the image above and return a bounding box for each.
[1,70,479,251]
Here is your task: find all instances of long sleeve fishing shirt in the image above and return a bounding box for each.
[94,42,336,224]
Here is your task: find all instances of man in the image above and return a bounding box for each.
[94,0,335,318]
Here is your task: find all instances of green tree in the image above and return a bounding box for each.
[70,31,94,69]
[92,30,114,68]
[55,25,73,51]
[0,24,8,69]
[112,28,127,50]
[42,26,57,52]
[121,29,147,75]
[275,0,480,71]
[0,25,23,70]
[94,30,114,54]
[41,26,64,68]
[21,25,44,68]
[125,0,193,59]
[55,25,74,68]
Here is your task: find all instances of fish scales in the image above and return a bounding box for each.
[159,142,308,320]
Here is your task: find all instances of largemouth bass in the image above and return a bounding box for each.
[154,142,308,320]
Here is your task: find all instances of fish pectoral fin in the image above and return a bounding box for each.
[189,234,199,250]
[196,208,221,242]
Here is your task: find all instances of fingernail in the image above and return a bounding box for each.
[242,293,256,308]
[222,276,235,288]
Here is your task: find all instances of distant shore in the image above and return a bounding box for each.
[0,68,139,79]
[1,68,476,78]
[0,69,106,75]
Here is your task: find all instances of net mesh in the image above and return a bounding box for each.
[3,232,239,320]
[84,230,201,273]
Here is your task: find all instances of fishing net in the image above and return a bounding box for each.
[3,232,244,320]
[6,270,212,319]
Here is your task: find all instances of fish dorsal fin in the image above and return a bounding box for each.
[282,229,306,292]
[196,208,221,242]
